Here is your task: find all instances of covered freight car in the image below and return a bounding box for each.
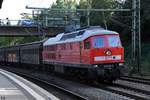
[5,46,20,66]
[20,41,44,66]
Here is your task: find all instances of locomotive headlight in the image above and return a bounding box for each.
[119,63,124,66]
[94,65,98,68]
[105,50,112,56]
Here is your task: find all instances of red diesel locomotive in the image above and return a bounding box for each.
[43,27,124,82]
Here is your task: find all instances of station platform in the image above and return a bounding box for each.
[0,69,59,100]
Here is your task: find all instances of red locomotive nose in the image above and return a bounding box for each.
[105,50,112,56]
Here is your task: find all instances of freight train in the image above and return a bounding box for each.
[0,26,124,82]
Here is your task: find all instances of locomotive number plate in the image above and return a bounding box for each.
[94,55,121,61]
[105,56,112,60]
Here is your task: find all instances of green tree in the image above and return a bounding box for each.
[78,0,118,27]
[0,36,42,47]
[90,0,118,27]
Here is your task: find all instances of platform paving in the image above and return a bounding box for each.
[0,69,59,100]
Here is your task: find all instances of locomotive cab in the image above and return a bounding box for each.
[83,33,124,81]
[91,34,124,64]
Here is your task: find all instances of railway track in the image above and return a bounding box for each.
[102,75,150,100]
[120,76,150,85]
[18,72,150,100]
[7,70,88,100]
[96,82,150,100]
[2,65,150,100]
[14,71,150,100]
[92,75,150,100]
[0,66,133,100]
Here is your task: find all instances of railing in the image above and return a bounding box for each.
[0,19,19,26]
[0,19,40,27]
[0,18,79,27]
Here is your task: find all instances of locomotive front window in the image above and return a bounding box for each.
[108,36,121,47]
[93,37,104,48]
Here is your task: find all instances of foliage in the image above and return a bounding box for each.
[0,37,42,46]
[51,0,77,9]
[114,0,150,75]
[111,0,150,42]
[90,0,118,26]
[125,43,150,75]
[0,0,3,8]
[40,0,119,27]
[77,0,121,27]
[47,0,77,17]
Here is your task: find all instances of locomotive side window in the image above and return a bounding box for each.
[93,37,104,48]
[85,42,90,49]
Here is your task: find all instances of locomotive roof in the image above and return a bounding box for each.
[43,27,119,46]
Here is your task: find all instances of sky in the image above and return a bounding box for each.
[0,0,125,20]
[0,0,56,20]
